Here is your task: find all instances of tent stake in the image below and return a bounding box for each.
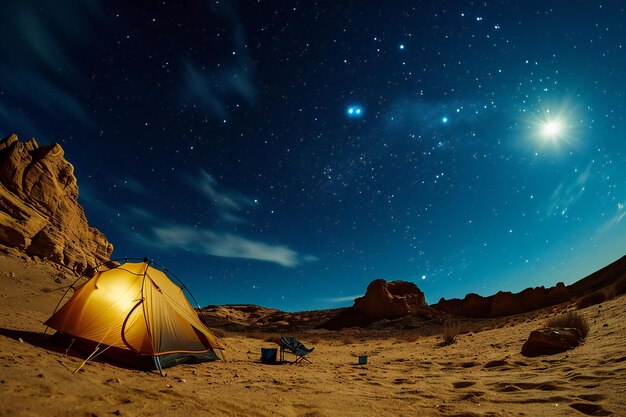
[73,346,100,373]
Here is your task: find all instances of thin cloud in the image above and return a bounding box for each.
[151,225,315,268]
[179,1,256,119]
[191,170,253,210]
[0,2,102,138]
[0,66,92,126]
[80,183,317,268]
[185,170,254,223]
[319,295,362,304]
[595,200,626,236]
[547,162,593,216]
[117,177,148,196]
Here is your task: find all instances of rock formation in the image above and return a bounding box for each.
[321,279,438,330]
[354,279,427,320]
[434,254,626,318]
[0,134,112,273]
[433,284,571,318]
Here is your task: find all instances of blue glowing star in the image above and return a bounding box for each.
[346,105,364,118]
[442,116,448,123]
[399,44,405,50]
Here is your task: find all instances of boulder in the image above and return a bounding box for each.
[521,328,582,357]
[354,279,427,320]
[0,134,113,273]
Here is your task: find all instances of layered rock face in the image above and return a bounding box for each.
[0,134,112,273]
[354,279,427,320]
[434,254,626,318]
[433,283,570,318]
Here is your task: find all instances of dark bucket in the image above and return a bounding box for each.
[261,348,277,364]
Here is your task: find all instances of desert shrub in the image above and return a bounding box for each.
[546,311,589,339]
[341,335,356,345]
[243,331,280,343]
[442,322,461,345]
[264,334,282,344]
[576,291,606,309]
[308,336,321,345]
[393,331,420,343]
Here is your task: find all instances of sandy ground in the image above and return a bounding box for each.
[1,251,625,417]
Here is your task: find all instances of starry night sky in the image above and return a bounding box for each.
[1,1,625,311]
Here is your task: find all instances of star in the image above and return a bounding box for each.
[442,116,448,124]
[346,105,364,118]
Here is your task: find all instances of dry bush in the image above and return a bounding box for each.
[576,291,606,309]
[341,335,357,345]
[545,311,589,339]
[243,331,281,343]
[442,322,461,345]
[393,331,421,343]
[308,336,321,345]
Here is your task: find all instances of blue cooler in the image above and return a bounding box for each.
[261,348,277,363]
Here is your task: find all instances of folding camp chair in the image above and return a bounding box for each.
[279,335,314,364]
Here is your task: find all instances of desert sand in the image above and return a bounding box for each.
[1,249,625,417]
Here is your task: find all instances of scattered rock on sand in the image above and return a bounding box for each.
[521,327,582,357]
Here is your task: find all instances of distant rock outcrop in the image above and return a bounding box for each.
[0,134,113,273]
[321,279,439,330]
[434,254,626,318]
[433,284,570,318]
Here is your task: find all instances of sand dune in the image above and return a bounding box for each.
[1,249,625,416]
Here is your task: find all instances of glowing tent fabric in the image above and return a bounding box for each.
[45,261,223,365]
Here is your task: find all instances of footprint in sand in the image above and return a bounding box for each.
[577,394,606,402]
[483,359,508,368]
[452,381,476,389]
[393,378,416,385]
[569,402,611,416]
[458,361,480,368]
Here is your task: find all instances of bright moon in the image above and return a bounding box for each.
[542,120,562,137]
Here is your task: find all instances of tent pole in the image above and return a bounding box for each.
[153,356,166,377]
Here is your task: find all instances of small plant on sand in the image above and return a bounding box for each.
[442,322,461,345]
[341,335,356,345]
[545,311,589,339]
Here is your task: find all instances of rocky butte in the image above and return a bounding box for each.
[0,134,112,273]
[321,279,443,330]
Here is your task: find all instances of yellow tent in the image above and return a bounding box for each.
[45,259,223,371]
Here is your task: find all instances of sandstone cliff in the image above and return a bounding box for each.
[321,279,442,330]
[433,254,626,318]
[0,133,113,273]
